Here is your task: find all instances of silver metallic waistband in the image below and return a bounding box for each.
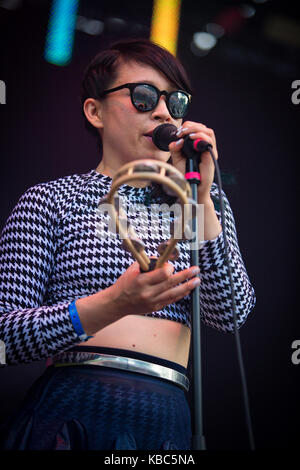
[52,351,189,392]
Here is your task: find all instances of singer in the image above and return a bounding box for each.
[0,38,256,450]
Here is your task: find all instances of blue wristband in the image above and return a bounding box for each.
[68,300,93,342]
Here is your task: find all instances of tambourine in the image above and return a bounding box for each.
[98,159,196,272]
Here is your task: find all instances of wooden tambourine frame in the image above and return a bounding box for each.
[100,159,194,272]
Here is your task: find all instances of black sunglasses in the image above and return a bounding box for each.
[102,82,191,119]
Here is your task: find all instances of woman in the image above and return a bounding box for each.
[0,38,255,450]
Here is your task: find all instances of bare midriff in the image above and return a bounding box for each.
[77,315,191,368]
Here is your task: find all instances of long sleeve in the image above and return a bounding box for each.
[0,184,79,365]
[197,185,256,332]
[0,169,256,365]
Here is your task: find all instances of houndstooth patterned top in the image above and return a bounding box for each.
[0,169,256,365]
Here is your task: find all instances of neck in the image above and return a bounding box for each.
[95,159,150,188]
[95,160,116,179]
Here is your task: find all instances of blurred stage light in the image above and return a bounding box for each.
[192,32,217,53]
[240,4,256,18]
[150,0,181,56]
[76,15,104,35]
[264,14,300,48]
[192,4,257,58]
[0,0,22,10]
[213,6,246,35]
[205,22,225,38]
[44,0,79,66]
[105,17,127,33]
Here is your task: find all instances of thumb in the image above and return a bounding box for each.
[168,140,186,168]
[162,262,175,277]
[126,260,142,274]
[169,139,184,157]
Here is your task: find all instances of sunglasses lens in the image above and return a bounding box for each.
[132,84,158,111]
[169,92,189,118]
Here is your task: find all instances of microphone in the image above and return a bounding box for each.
[152,123,212,157]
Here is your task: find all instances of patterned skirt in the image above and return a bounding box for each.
[0,347,192,450]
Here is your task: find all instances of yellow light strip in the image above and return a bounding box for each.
[150,0,181,56]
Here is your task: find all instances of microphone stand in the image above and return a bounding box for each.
[184,140,210,451]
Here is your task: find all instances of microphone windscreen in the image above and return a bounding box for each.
[152,123,178,151]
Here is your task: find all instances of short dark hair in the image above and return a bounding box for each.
[80,38,193,143]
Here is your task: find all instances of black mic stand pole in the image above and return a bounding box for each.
[184,141,211,451]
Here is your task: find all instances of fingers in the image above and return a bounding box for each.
[137,260,199,291]
[176,122,214,140]
[151,265,200,294]
[153,274,200,309]
[118,261,200,315]
[169,121,217,159]
[138,261,175,285]
[137,263,201,310]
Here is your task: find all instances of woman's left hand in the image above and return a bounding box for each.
[168,121,218,203]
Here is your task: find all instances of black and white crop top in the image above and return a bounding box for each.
[0,169,256,364]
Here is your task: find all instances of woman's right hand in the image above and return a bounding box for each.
[76,259,200,336]
[109,259,200,316]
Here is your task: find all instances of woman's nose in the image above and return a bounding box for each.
[151,96,171,120]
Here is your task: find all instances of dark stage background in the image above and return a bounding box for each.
[0,0,299,450]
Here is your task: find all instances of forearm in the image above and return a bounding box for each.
[0,303,79,364]
[197,186,256,332]
[198,246,256,332]
[75,287,123,336]
[0,290,126,365]
[198,196,222,241]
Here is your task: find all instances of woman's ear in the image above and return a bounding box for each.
[83,98,103,130]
